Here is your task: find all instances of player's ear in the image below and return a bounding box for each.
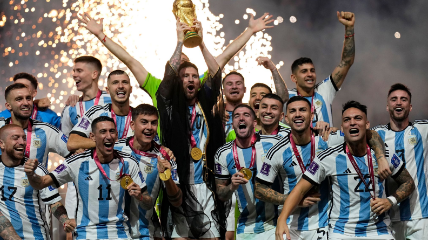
[89,132,96,142]
[290,74,297,83]
[130,121,135,131]
[366,120,370,130]
[0,139,4,150]
[284,114,290,125]
[5,102,11,111]
[410,104,412,112]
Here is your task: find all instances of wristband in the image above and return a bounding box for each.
[345,33,355,38]
[387,196,398,206]
[102,35,107,43]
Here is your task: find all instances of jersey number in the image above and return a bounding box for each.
[0,186,17,201]
[354,175,373,193]
[97,184,112,201]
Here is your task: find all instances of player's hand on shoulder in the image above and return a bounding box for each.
[34,97,51,109]
[72,148,86,155]
[370,198,392,215]
[24,159,39,174]
[65,95,80,107]
[337,11,355,27]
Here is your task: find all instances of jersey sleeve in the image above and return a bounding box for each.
[389,153,405,177]
[302,156,326,185]
[215,151,230,180]
[49,162,73,188]
[48,128,70,158]
[327,130,345,147]
[256,151,282,184]
[36,165,62,204]
[46,109,61,129]
[170,159,179,184]
[129,159,146,190]
[70,109,95,137]
[60,106,73,136]
[141,72,162,102]
[316,76,338,106]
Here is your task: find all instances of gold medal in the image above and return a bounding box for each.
[120,175,133,190]
[159,169,171,181]
[191,147,202,161]
[239,168,252,181]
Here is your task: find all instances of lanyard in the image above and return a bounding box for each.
[289,132,315,173]
[31,105,38,120]
[10,119,32,158]
[111,106,132,139]
[129,137,171,160]
[93,150,125,181]
[232,134,257,170]
[346,144,376,200]
[79,89,102,117]
[189,104,197,148]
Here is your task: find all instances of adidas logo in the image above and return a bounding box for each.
[289,161,297,167]
[85,176,93,181]
[344,168,351,174]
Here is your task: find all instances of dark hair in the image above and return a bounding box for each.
[107,70,129,81]
[250,83,272,94]
[5,83,29,101]
[262,93,284,107]
[178,61,199,76]
[132,104,158,120]
[74,56,102,77]
[232,104,256,120]
[286,96,311,109]
[91,116,116,133]
[13,72,38,90]
[223,71,244,84]
[181,52,189,60]
[291,57,313,73]
[342,100,367,116]
[388,83,412,102]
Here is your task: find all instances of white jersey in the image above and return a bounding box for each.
[61,90,111,136]
[114,137,179,239]
[50,149,144,240]
[0,118,70,168]
[0,157,61,240]
[373,120,428,222]
[214,134,282,234]
[70,104,134,139]
[189,104,208,184]
[288,76,338,127]
[257,131,344,231]
[304,143,404,239]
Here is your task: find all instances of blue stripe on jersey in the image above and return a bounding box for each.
[375,181,388,235]
[98,163,110,239]
[115,115,126,139]
[297,144,311,230]
[77,162,90,239]
[3,168,24,237]
[237,184,249,234]
[115,161,128,239]
[413,128,428,218]
[333,155,350,234]
[255,200,266,233]
[225,110,233,134]
[84,99,95,113]
[70,107,79,125]
[131,154,150,236]
[394,131,412,219]
[34,128,47,168]
[189,106,206,184]
[24,184,43,238]
[354,156,370,237]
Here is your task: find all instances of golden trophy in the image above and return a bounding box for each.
[173,0,202,48]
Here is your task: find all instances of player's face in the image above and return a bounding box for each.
[341,108,370,143]
[73,62,96,92]
[180,54,190,64]
[285,100,313,133]
[91,121,118,155]
[291,63,317,90]
[131,114,158,144]
[387,90,412,122]
[180,67,200,102]
[223,75,246,103]
[249,87,270,115]
[14,78,37,98]
[259,98,284,128]
[232,107,256,139]
[107,74,132,105]
[5,88,33,120]
[0,127,26,161]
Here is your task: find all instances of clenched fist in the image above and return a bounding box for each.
[337,11,355,27]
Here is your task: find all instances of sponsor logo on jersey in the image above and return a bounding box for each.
[171,169,178,181]
[54,164,67,173]
[61,134,68,143]
[215,163,222,174]
[139,171,145,183]
[22,178,29,187]
[78,117,90,130]
[307,162,319,175]
[260,162,271,176]
[85,176,93,181]
[33,138,41,148]
[408,135,417,145]
[391,154,401,168]
[48,186,55,191]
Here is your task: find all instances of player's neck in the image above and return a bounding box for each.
[111,101,130,116]
[390,118,410,131]
[81,83,100,101]
[236,133,254,148]
[296,85,314,97]
[291,128,312,145]
[225,100,242,112]
[346,140,367,157]
[261,123,279,135]
[133,137,152,152]
[95,148,114,164]
[10,114,29,129]
[187,97,198,106]
[255,118,261,131]
[0,155,21,168]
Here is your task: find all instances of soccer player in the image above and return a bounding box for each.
[0,210,21,240]
[223,71,246,138]
[276,101,415,240]
[61,56,112,136]
[215,104,283,240]
[24,116,145,239]
[0,124,75,239]
[0,73,61,128]
[114,104,182,239]
[372,83,428,239]
[288,11,356,127]
[0,83,70,167]
[67,70,134,151]
[258,93,289,137]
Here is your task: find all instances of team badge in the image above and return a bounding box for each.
[22,178,29,187]
[116,172,121,180]
[145,165,153,174]
[307,162,319,175]
[260,162,271,176]
[261,153,266,162]
[315,99,322,108]
[408,135,417,145]
[33,138,41,148]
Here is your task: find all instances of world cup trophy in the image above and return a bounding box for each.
[173,0,202,48]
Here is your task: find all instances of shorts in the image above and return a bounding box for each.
[171,183,220,238]
[289,226,328,240]
[236,227,275,240]
[226,194,236,232]
[392,218,428,240]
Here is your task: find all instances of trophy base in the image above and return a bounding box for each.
[184,31,202,48]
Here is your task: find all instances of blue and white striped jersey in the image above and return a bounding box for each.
[0,157,61,240]
[61,91,111,136]
[373,120,428,222]
[0,105,61,129]
[50,149,145,240]
[288,76,338,127]
[257,131,344,231]
[70,104,134,140]
[214,134,283,234]
[115,137,179,239]
[0,118,70,168]
[189,104,208,184]
[304,143,404,239]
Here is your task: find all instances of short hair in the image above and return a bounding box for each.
[291,57,313,73]
[13,72,38,90]
[261,93,284,107]
[181,52,189,60]
[74,56,102,76]
[232,104,256,120]
[107,70,129,81]
[286,96,311,109]
[178,61,199,76]
[388,83,412,102]
[0,124,22,140]
[250,83,272,94]
[342,100,367,116]
[5,83,29,101]
[91,116,116,133]
[223,71,244,84]
[132,104,158,120]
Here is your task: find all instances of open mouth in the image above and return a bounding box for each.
[188,85,195,91]
[293,119,304,125]
[263,115,273,120]
[254,102,260,110]
[305,78,314,84]
[395,107,403,113]
[15,147,24,152]
[230,91,239,96]
[104,142,113,148]
[238,123,247,130]
[21,107,30,111]
[143,132,153,137]
[349,128,359,135]
[117,91,126,98]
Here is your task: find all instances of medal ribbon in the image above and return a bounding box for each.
[289,132,315,173]
[189,104,197,148]
[10,119,32,158]
[232,134,257,170]
[111,106,132,139]
[93,150,126,181]
[129,137,157,158]
[346,144,376,200]
[31,105,38,120]
[79,89,102,117]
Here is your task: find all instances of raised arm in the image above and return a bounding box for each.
[215,13,274,69]
[194,20,219,77]
[24,159,55,190]
[67,133,95,151]
[331,11,355,89]
[0,211,21,240]
[367,130,391,180]
[169,19,191,73]
[77,13,149,87]
[257,56,288,102]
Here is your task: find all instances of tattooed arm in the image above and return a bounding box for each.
[168,19,191,73]
[257,57,289,103]
[139,190,153,210]
[216,172,248,202]
[367,130,391,180]
[51,201,75,232]
[0,211,21,240]
[331,11,355,89]
[255,180,287,205]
